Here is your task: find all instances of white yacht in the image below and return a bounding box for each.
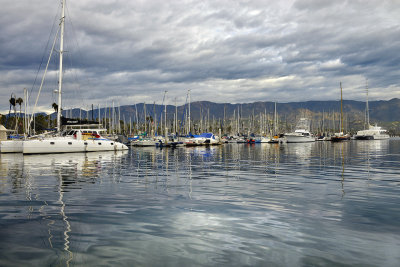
[285,118,315,143]
[354,124,390,140]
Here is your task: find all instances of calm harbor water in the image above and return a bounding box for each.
[0,139,399,266]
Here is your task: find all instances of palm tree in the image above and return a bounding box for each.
[52,102,58,113]
[9,94,16,130]
[51,103,59,129]
[16,97,23,133]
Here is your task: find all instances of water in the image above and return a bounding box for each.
[1,139,399,266]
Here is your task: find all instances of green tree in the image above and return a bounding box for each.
[16,97,23,133]
[9,94,17,130]
[52,102,58,113]
[33,114,49,133]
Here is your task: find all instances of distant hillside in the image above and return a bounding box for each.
[57,98,399,121]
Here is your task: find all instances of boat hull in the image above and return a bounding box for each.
[131,139,157,146]
[0,140,23,153]
[23,138,128,154]
[354,134,389,140]
[285,135,315,143]
[330,136,351,142]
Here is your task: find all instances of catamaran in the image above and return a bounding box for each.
[22,0,128,154]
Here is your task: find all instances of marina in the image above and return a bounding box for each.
[0,139,399,266]
[1,0,400,266]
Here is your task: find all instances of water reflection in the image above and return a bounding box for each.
[0,151,128,267]
[0,141,399,266]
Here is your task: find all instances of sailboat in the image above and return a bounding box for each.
[23,0,128,154]
[261,102,280,143]
[331,82,351,142]
[354,81,389,140]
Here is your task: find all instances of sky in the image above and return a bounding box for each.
[0,0,399,113]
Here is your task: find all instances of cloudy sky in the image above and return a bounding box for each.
[0,0,399,113]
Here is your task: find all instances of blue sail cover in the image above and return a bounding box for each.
[188,133,215,139]
[198,133,215,139]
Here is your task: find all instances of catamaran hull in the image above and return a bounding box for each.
[23,139,128,154]
[354,135,374,140]
[354,134,389,140]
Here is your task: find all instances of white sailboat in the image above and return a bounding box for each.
[354,82,389,140]
[331,82,351,142]
[261,102,280,143]
[23,0,128,154]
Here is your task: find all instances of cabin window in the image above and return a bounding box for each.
[111,143,114,145]
[98,142,102,145]
[50,142,55,145]
[68,142,72,145]
[84,142,88,145]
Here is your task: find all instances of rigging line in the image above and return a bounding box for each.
[29,2,61,108]
[66,3,96,114]
[28,26,61,131]
[65,3,88,108]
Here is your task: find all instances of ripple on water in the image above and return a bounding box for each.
[0,142,399,266]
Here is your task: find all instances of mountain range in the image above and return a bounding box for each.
[59,98,400,134]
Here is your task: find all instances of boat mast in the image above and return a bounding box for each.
[188,89,191,134]
[144,102,147,133]
[340,82,343,133]
[175,97,178,135]
[365,79,370,129]
[164,91,168,137]
[57,0,65,132]
[274,102,277,134]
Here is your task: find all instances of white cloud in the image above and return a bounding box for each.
[0,0,399,112]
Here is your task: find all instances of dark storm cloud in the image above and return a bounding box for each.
[0,0,399,112]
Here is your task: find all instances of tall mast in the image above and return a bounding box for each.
[340,82,343,133]
[274,102,277,134]
[164,91,168,136]
[188,89,191,134]
[57,0,65,132]
[112,100,115,134]
[144,102,147,133]
[175,97,178,135]
[365,79,370,128]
